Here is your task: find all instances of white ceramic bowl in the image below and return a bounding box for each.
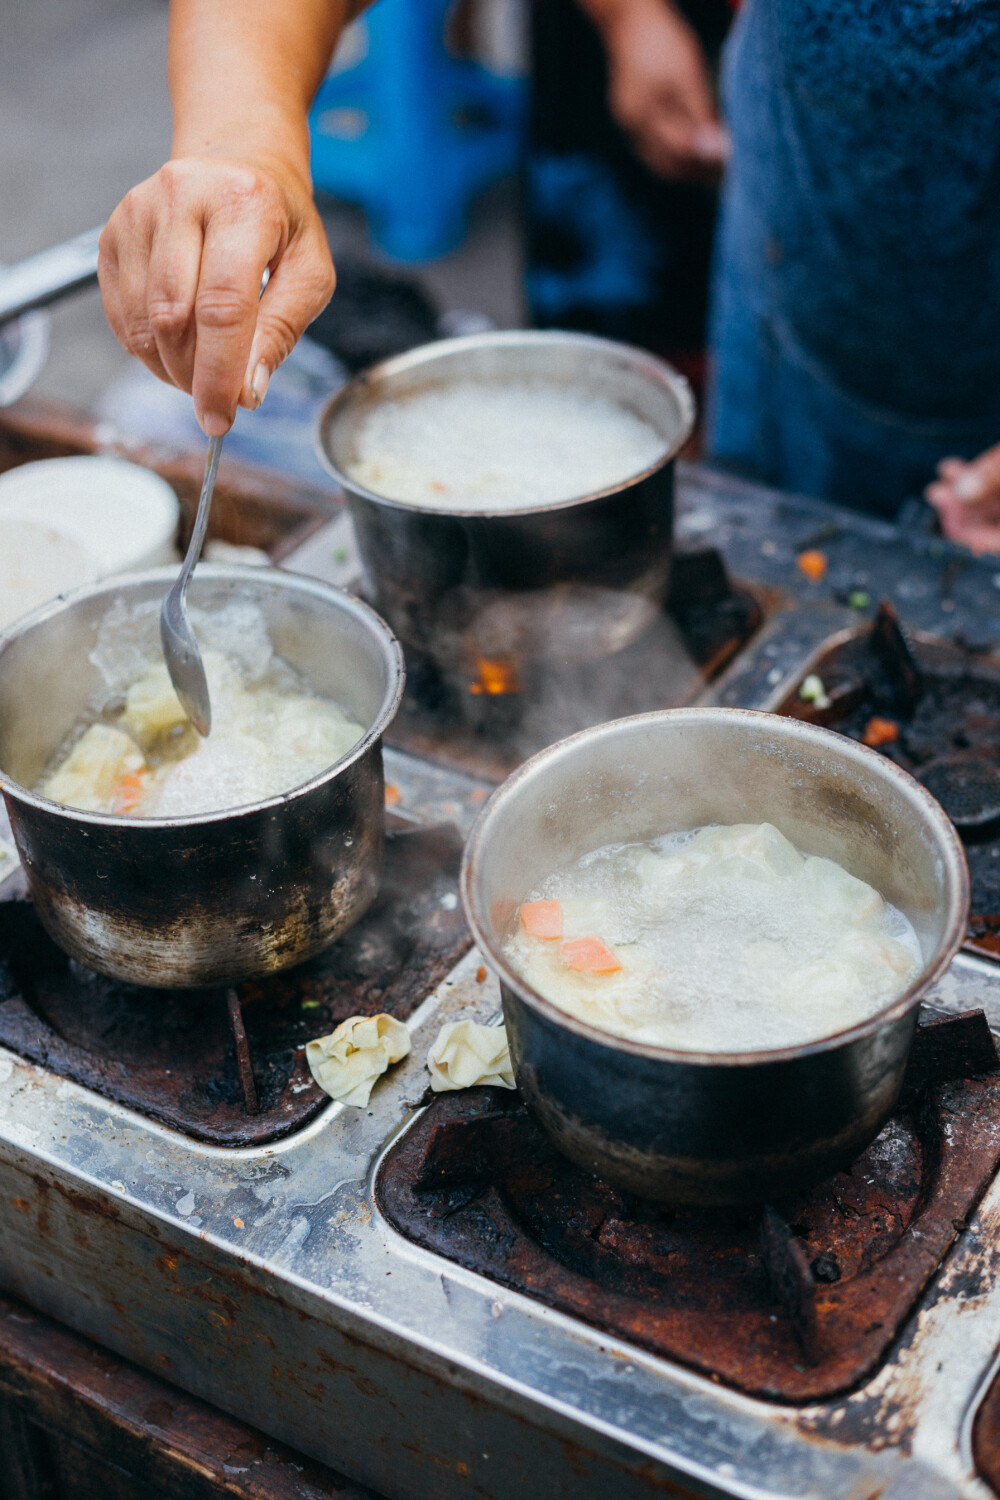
[0,455,180,577]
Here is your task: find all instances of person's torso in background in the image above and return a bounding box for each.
[526,0,733,397]
[723,0,1000,419]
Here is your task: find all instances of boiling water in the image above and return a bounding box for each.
[346,380,665,510]
[504,823,924,1052]
[38,600,364,818]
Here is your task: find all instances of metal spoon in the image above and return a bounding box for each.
[160,433,224,736]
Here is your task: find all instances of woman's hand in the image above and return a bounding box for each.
[99,153,336,437]
[595,0,729,181]
[925,446,1000,554]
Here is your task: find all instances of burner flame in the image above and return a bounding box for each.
[469,656,520,696]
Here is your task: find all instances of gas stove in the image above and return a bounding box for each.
[5,465,1000,1500]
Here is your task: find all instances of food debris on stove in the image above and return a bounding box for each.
[862,716,899,748]
[796,550,828,583]
[779,598,1000,956]
[800,673,831,709]
[427,1019,514,1091]
[306,1013,411,1107]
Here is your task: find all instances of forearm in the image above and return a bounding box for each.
[168,0,350,178]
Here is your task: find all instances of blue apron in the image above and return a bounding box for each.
[706,0,1000,516]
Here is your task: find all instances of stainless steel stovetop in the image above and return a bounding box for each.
[4,465,1000,1500]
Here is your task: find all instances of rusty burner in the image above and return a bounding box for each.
[387,547,764,781]
[782,600,1000,961]
[376,1010,1000,1404]
[0,823,469,1147]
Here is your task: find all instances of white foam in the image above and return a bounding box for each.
[346,380,665,511]
[43,600,365,818]
[505,823,924,1054]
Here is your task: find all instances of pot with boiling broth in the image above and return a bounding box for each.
[461,708,970,1204]
[0,566,404,987]
[316,330,695,669]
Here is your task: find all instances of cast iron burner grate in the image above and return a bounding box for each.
[376,1012,1000,1403]
[780,601,1000,961]
[386,547,765,782]
[0,823,470,1147]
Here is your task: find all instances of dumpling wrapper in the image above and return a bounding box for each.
[41,723,146,813]
[306,1013,411,1107]
[427,1019,516,1092]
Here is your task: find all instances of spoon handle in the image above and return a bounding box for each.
[179,434,224,598]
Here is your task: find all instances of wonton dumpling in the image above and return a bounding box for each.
[120,662,189,745]
[273,697,363,778]
[688,821,804,882]
[307,1013,411,1107]
[427,1019,515,1090]
[798,854,886,927]
[41,724,145,813]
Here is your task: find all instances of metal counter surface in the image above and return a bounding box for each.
[3,465,1000,1500]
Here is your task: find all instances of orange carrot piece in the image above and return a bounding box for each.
[797,549,828,582]
[520,899,563,939]
[862,716,899,748]
[559,936,622,974]
[112,771,148,815]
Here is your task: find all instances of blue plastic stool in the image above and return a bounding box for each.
[309,0,526,262]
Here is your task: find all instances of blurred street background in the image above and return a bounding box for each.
[0,0,525,416]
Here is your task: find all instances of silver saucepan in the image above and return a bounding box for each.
[461,708,969,1205]
[315,331,695,669]
[0,565,404,988]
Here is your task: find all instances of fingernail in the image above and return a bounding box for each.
[201,411,230,438]
[954,469,985,503]
[250,362,270,408]
[692,123,731,162]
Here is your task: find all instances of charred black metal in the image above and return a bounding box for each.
[870,599,924,715]
[377,1054,1000,1403]
[0,824,470,1147]
[916,756,1000,832]
[811,1251,842,1283]
[667,548,764,678]
[760,1207,819,1362]
[901,1010,999,1102]
[226,988,259,1115]
[777,622,1000,956]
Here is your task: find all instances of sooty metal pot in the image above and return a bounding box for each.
[316,331,695,667]
[0,565,404,988]
[461,708,970,1205]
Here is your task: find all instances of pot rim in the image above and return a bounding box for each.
[460,706,971,1069]
[314,329,696,519]
[0,562,405,830]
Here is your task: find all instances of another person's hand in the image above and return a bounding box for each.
[597,0,730,181]
[925,446,1000,554]
[99,154,336,437]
